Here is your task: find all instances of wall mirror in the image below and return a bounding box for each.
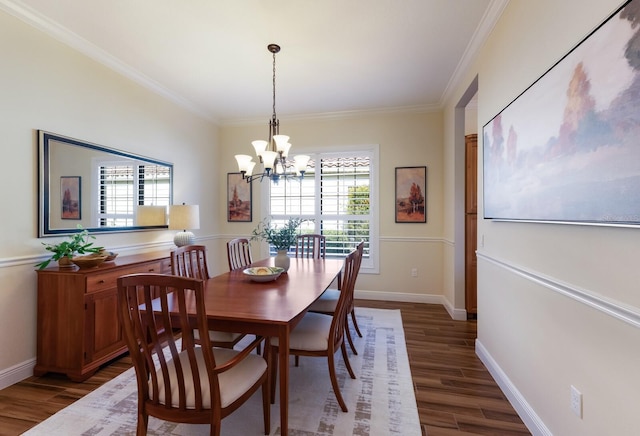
[38,130,173,237]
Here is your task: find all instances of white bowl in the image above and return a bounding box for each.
[243,266,285,282]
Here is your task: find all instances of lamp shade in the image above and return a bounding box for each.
[169,204,200,230]
[136,205,167,226]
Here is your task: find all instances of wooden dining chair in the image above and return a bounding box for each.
[117,273,270,436]
[226,238,253,271]
[295,234,326,259]
[171,245,245,349]
[269,246,361,412]
[308,241,365,355]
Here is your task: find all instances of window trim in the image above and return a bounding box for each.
[260,144,379,274]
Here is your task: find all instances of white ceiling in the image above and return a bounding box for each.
[1,0,504,123]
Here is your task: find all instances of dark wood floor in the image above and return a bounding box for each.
[0,300,530,436]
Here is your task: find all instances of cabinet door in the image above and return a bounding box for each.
[85,288,124,363]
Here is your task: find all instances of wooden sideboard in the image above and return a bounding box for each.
[35,250,171,381]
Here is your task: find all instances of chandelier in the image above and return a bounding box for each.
[234,44,310,183]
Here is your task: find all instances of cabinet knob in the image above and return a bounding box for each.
[98,280,105,284]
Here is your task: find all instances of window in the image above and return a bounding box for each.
[266,145,379,273]
[96,160,171,227]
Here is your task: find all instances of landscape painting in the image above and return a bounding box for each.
[483,0,640,225]
[227,173,252,222]
[395,166,426,223]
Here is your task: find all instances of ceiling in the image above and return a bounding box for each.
[1,0,504,124]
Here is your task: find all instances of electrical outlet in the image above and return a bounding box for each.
[411,268,418,277]
[570,385,582,418]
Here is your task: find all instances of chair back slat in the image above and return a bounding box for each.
[295,234,326,259]
[171,245,211,280]
[329,244,362,351]
[227,238,253,270]
[117,273,216,413]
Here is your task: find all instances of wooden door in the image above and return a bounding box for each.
[465,134,478,317]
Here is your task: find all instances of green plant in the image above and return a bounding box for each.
[251,217,304,251]
[35,225,104,269]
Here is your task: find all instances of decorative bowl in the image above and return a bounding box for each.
[242,266,285,282]
[72,254,108,269]
[104,251,118,261]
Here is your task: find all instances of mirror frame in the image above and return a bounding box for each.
[38,130,173,237]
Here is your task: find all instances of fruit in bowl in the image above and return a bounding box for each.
[242,266,285,282]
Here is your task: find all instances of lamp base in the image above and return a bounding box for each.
[174,231,195,247]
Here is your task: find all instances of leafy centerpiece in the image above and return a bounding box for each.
[251,217,303,271]
[35,226,104,269]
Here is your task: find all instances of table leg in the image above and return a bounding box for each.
[279,326,289,436]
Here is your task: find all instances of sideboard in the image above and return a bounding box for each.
[34,250,171,381]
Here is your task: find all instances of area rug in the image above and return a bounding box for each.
[24,308,420,435]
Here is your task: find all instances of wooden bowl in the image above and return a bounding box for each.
[72,254,108,269]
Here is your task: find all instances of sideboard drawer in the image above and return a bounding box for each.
[85,260,167,293]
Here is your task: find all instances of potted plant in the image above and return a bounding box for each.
[35,225,104,269]
[251,217,303,271]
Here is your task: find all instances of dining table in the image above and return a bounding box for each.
[196,256,343,436]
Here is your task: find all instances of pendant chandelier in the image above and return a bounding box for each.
[234,44,309,183]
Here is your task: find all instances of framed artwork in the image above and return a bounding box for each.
[395,166,426,223]
[227,173,252,222]
[60,176,81,220]
[483,0,640,226]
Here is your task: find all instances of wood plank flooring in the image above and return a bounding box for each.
[0,300,530,435]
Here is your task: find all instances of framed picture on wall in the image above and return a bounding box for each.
[483,0,640,226]
[60,176,81,220]
[227,173,252,222]
[395,166,427,223]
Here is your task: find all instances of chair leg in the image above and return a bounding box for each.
[262,344,271,435]
[345,322,358,355]
[350,309,363,337]
[295,355,299,366]
[136,410,148,436]
[328,353,348,412]
[341,341,356,380]
[269,346,278,404]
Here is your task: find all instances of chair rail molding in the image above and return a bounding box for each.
[477,251,640,329]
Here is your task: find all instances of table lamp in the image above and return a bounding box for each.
[169,204,200,247]
[136,205,167,226]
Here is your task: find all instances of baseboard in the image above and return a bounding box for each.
[355,289,443,304]
[354,290,468,320]
[475,340,551,436]
[0,358,36,391]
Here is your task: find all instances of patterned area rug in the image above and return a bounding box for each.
[24,308,420,435]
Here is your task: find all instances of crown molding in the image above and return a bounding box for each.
[0,0,215,123]
[441,0,510,105]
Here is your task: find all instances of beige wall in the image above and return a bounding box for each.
[218,112,446,299]
[445,0,640,434]
[0,11,219,383]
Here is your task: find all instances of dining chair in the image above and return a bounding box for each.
[171,245,245,349]
[295,234,326,259]
[268,245,361,413]
[307,241,365,355]
[226,238,253,271]
[117,273,270,436]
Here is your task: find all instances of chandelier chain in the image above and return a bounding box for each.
[272,50,277,121]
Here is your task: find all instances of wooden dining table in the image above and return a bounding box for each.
[196,257,343,436]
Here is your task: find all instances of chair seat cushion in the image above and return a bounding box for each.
[152,347,266,409]
[194,329,243,343]
[270,312,332,351]
[308,288,340,313]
